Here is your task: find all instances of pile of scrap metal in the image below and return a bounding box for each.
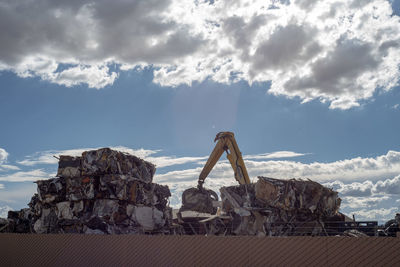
[1,148,172,234]
[379,213,400,236]
[190,177,343,236]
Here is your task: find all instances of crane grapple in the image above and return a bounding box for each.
[180,132,250,215]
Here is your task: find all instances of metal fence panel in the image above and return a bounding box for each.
[1,234,399,266]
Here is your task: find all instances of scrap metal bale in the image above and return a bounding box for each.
[81,148,155,183]
[35,177,66,203]
[131,206,166,231]
[56,202,74,220]
[66,176,97,201]
[220,177,341,236]
[135,183,171,210]
[97,174,142,201]
[255,177,341,217]
[91,199,120,224]
[33,207,59,234]
[97,175,171,209]
[57,155,81,178]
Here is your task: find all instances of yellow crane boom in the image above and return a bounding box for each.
[198,131,250,189]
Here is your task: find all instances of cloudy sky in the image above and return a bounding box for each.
[0,0,399,223]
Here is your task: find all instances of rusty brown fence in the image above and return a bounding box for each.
[1,234,400,266]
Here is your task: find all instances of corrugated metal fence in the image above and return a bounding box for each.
[1,234,399,266]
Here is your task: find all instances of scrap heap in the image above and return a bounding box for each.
[214,177,341,236]
[3,148,172,234]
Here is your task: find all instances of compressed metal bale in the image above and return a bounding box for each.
[66,176,97,201]
[220,177,341,236]
[35,177,66,203]
[57,155,81,178]
[98,174,134,200]
[33,207,59,234]
[92,199,120,224]
[97,175,171,208]
[255,177,341,216]
[131,206,165,231]
[81,148,155,183]
[56,202,74,220]
[135,182,171,209]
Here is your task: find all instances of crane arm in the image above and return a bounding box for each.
[198,132,250,189]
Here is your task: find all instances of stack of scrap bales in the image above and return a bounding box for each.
[1,209,33,233]
[5,148,171,234]
[220,177,341,236]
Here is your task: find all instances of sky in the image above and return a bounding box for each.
[0,0,400,223]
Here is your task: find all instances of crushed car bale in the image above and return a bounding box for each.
[2,148,171,234]
[217,177,342,236]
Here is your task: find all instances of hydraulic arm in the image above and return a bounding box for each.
[197,131,250,189]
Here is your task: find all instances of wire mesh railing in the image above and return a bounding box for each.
[177,219,388,237]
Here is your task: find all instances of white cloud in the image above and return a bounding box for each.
[0,0,398,109]
[352,207,398,221]
[393,104,400,109]
[0,0,205,89]
[325,174,400,197]
[321,175,400,221]
[0,148,20,172]
[0,165,20,171]
[0,148,8,163]
[244,151,307,160]
[50,64,118,89]
[340,196,390,209]
[0,184,4,189]
[374,175,400,194]
[146,156,208,168]
[323,180,374,197]
[0,169,50,182]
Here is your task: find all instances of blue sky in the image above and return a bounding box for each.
[1,0,400,223]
